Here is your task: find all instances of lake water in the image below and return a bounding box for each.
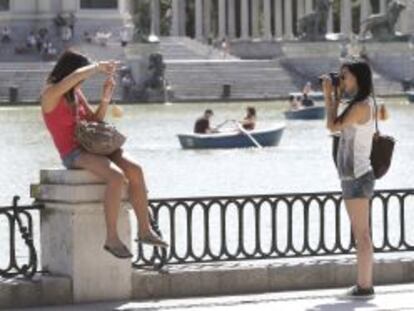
[0,98,413,266]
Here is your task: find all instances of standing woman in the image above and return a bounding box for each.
[41,50,168,259]
[322,59,376,299]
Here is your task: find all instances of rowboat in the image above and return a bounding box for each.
[284,106,325,120]
[406,91,414,103]
[289,91,324,101]
[177,125,285,149]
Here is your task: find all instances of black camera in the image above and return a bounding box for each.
[319,72,341,87]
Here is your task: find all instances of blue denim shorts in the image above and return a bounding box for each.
[62,148,82,169]
[341,170,375,200]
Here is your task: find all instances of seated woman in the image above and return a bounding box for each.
[240,106,256,130]
[41,50,168,259]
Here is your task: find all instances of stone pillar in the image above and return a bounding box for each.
[151,0,160,36]
[195,0,203,40]
[33,169,132,303]
[341,0,352,36]
[218,0,226,39]
[228,0,236,39]
[204,0,212,40]
[360,0,371,25]
[37,0,52,13]
[327,3,334,33]
[171,0,180,36]
[179,0,186,36]
[61,0,76,12]
[241,0,249,39]
[284,0,294,39]
[305,0,313,14]
[380,0,387,13]
[274,0,283,39]
[263,0,272,39]
[251,0,260,38]
[297,0,305,20]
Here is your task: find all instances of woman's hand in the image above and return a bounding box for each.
[97,60,119,75]
[102,76,116,103]
[321,75,333,100]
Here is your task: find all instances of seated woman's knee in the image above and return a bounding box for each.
[126,162,143,181]
[107,168,126,185]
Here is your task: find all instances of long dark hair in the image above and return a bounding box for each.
[246,106,256,118]
[47,49,91,104]
[337,58,373,122]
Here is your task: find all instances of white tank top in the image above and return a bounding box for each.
[337,98,375,180]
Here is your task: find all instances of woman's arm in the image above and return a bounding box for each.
[77,76,116,122]
[41,61,117,114]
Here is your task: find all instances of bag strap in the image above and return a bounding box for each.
[371,85,380,135]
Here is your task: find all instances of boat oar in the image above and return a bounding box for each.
[235,122,263,149]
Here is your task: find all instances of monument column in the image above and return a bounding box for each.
[251,0,260,38]
[327,3,334,33]
[171,0,180,36]
[341,0,352,36]
[195,0,203,40]
[380,0,387,13]
[218,0,226,39]
[305,0,313,14]
[228,0,236,39]
[284,0,294,39]
[274,0,283,39]
[263,0,272,39]
[241,0,249,39]
[150,0,160,36]
[204,0,212,39]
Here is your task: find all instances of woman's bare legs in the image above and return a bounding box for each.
[73,152,127,249]
[109,149,166,246]
[345,198,374,289]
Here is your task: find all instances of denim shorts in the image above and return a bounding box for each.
[62,148,82,169]
[341,170,375,200]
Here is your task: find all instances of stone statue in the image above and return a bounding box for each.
[298,0,332,41]
[146,53,165,89]
[360,0,406,41]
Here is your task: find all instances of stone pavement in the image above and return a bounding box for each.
[9,283,414,311]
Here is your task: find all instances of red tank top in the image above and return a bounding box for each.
[42,92,89,158]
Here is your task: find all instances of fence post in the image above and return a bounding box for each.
[31,169,132,303]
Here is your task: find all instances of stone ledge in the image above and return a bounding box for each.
[132,252,414,300]
[31,184,129,204]
[40,169,105,185]
[0,275,72,309]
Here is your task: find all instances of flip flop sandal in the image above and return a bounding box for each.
[103,244,133,259]
[136,233,169,248]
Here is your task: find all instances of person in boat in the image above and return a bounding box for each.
[301,82,315,107]
[194,109,217,134]
[239,106,257,130]
[289,95,302,110]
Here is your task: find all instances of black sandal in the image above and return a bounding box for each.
[103,244,133,259]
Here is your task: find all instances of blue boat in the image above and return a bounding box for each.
[289,91,324,101]
[284,106,326,120]
[178,125,285,149]
[407,91,414,103]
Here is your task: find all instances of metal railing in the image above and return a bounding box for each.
[133,189,414,269]
[0,196,43,278]
[1,189,414,278]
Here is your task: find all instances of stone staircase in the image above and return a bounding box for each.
[164,59,299,101]
[159,36,237,60]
